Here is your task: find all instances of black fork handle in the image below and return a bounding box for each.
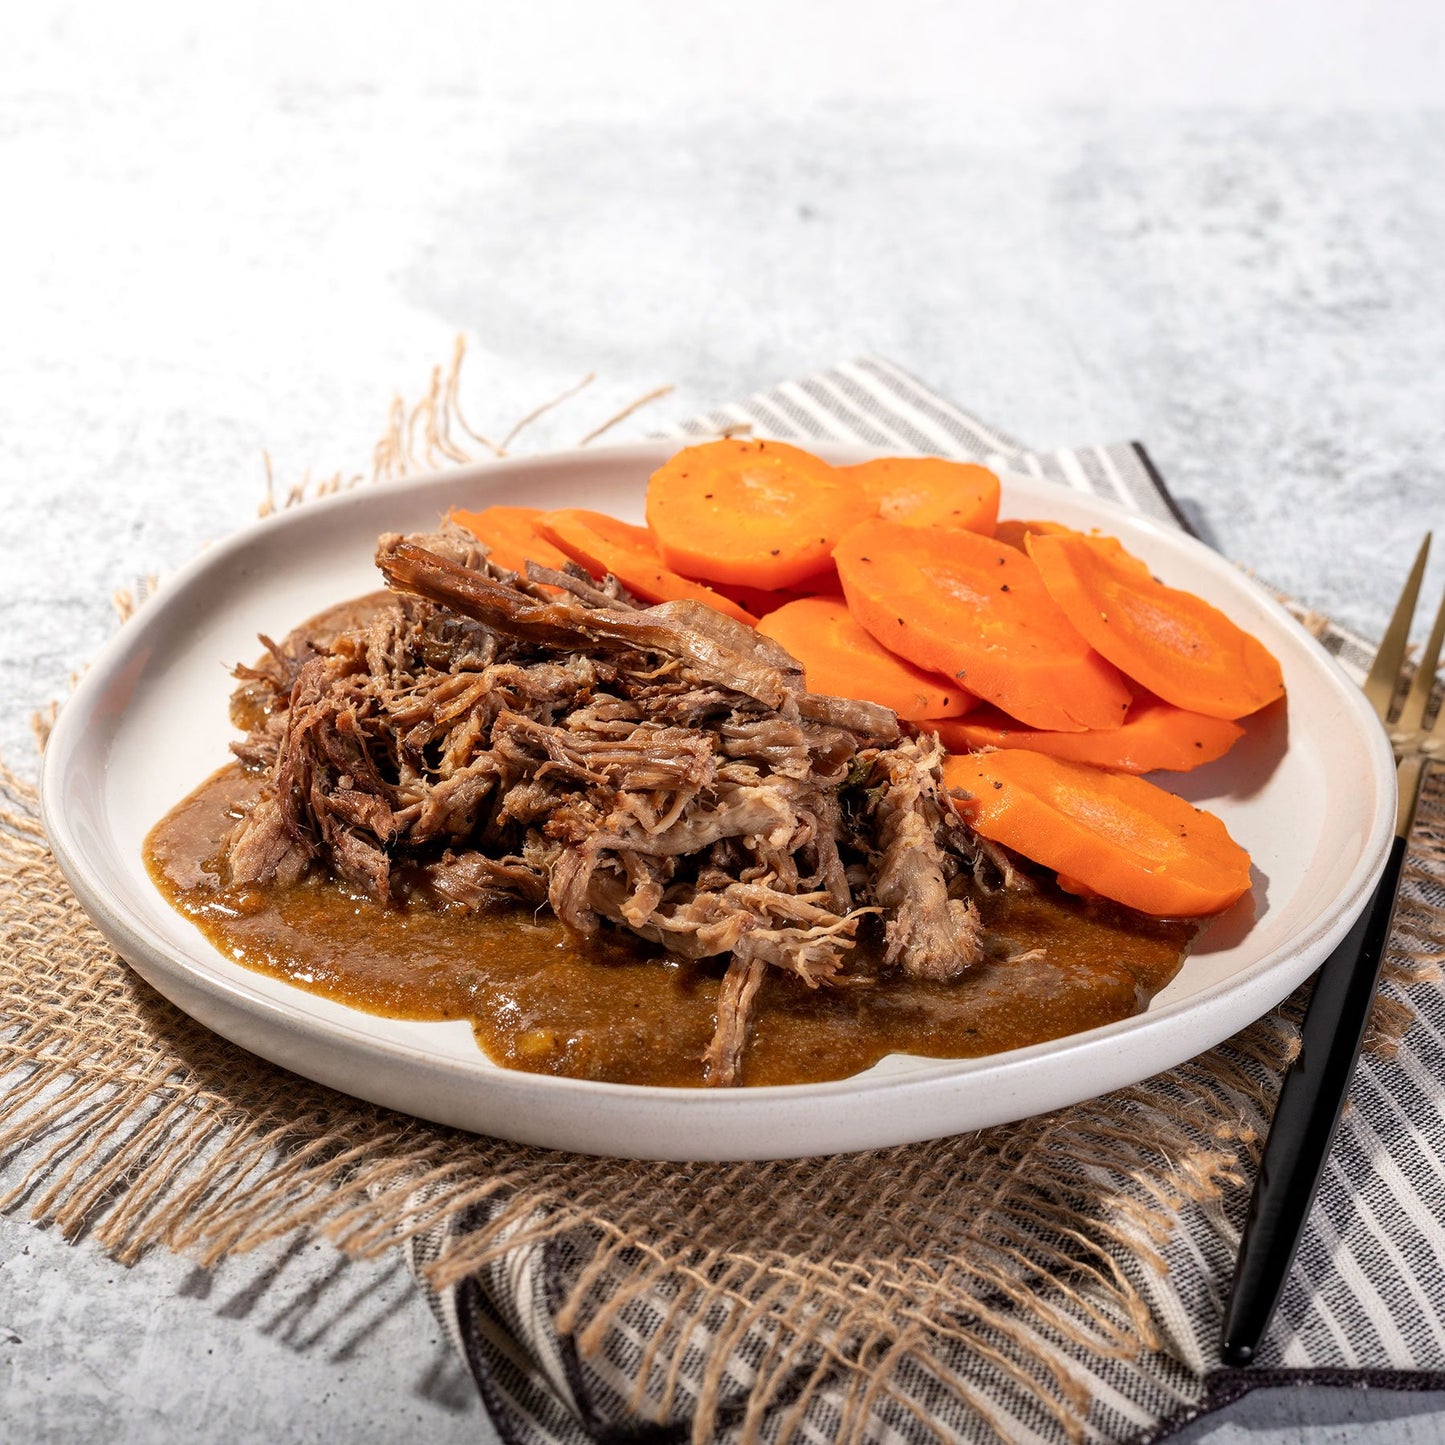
[1219,833,1407,1366]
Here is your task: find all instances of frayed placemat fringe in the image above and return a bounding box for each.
[256,336,674,517]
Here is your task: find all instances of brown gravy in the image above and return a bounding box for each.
[145,763,1196,1088]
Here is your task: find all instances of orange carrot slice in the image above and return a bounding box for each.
[759,596,977,721]
[536,509,757,625]
[926,693,1243,774]
[646,439,873,590]
[993,518,1076,552]
[450,506,572,577]
[1027,533,1284,720]
[710,576,842,619]
[995,522,1156,587]
[944,749,1252,916]
[834,518,1132,732]
[842,458,1001,533]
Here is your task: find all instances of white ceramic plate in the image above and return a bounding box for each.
[40,443,1396,1160]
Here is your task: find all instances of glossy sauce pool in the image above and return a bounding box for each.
[145,763,1196,1088]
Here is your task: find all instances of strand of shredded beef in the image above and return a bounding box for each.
[224,523,991,1085]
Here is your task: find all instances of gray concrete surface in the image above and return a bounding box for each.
[0,1214,479,1443]
[3,3,1445,1440]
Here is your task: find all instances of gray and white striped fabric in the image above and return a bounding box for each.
[409,359,1445,1442]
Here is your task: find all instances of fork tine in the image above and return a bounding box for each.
[1364,533,1431,721]
[1397,576,1445,735]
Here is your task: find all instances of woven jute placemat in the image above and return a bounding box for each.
[4,348,1442,1443]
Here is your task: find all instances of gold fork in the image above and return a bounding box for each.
[1367,536,1445,806]
[1221,534,1445,1367]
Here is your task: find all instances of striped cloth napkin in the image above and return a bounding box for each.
[407,359,1445,1443]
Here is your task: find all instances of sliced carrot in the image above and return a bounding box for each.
[709,566,844,620]
[993,518,1076,552]
[450,506,571,577]
[1027,532,1284,719]
[944,749,1252,916]
[536,509,757,626]
[834,519,1132,732]
[842,458,1001,533]
[925,693,1243,773]
[995,521,1155,585]
[758,597,977,721]
[646,439,873,590]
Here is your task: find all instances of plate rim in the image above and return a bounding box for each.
[38,441,1398,1154]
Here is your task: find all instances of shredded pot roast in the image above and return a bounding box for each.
[224,523,1002,1085]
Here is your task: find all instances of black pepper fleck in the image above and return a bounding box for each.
[1000,584,1010,592]
[770,548,780,556]
[992,781,1003,789]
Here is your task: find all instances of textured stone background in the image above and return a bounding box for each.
[3,3,1445,1441]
